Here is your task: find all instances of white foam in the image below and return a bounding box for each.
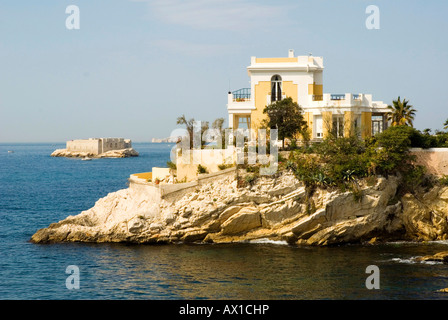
[248,238,289,245]
[390,257,443,265]
[427,240,448,245]
[390,257,417,264]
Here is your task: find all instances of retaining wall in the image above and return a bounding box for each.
[129,167,236,203]
[410,148,448,177]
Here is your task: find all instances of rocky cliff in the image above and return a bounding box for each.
[30,171,448,245]
[51,148,139,158]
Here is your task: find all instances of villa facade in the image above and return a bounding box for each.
[227,50,389,140]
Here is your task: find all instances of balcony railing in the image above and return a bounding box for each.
[232,88,251,102]
[331,94,345,100]
[309,93,371,106]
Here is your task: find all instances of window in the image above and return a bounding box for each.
[271,75,282,102]
[332,116,344,138]
[354,116,362,138]
[372,115,384,136]
[238,116,250,130]
[315,115,323,138]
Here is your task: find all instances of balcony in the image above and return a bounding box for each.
[227,88,255,114]
[307,93,389,112]
[232,88,251,102]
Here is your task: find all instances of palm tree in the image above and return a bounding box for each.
[444,119,448,131]
[386,96,416,127]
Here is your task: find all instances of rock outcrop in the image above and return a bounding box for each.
[30,171,448,246]
[51,148,139,158]
[416,251,448,264]
[401,187,448,241]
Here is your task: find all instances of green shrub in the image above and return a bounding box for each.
[349,182,363,203]
[244,174,257,185]
[365,175,377,187]
[246,165,260,174]
[401,165,426,194]
[368,125,415,176]
[197,164,208,174]
[287,126,434,197]
[166,161,177,170]
[439,175,448,186]
[218,163,234,170]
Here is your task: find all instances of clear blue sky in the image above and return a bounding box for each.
[1,0,447,142]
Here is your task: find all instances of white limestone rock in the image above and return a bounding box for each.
[30,170,448,246]
[51,148,139,158]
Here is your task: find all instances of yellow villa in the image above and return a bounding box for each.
[227,49,389,140]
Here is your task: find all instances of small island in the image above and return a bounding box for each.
[51,137,139,158]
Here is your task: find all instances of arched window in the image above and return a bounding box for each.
[271,75,282,102]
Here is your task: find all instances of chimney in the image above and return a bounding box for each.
[288,49,294,58]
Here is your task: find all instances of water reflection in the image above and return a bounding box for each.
[73,242,448,300]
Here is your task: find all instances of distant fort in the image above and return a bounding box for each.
[51,138,138,158]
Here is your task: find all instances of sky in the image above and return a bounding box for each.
[0,0,447,142]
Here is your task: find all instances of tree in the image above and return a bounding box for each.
[212,118,225,131]
[176,114,209,149]
[210,117,226,148]
[176,115,194,146]
[423,128,432,135]
[369,125,415,175]
[262,97,307,146]
[444,119,448,131]
[386,96,417,127]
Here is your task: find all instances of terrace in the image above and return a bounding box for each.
[231,88,251,102]
[308,93,388,110]
[227,88,255,114]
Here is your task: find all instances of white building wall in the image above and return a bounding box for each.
[66,138,132,154]
[250,71,316,107]
[101,138,126,153]
[66,139,101,155]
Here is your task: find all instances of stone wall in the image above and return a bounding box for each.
[67,139,101,155]
[101,138,128,153]
[128,177,163,205]
[176,148,235,182]
[66,138,132,154]
[152,167,171,182]
[410,148,448,177]
[129,167,237,203]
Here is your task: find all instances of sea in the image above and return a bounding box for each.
[1,142,448,300]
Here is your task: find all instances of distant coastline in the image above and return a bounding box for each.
[151,137,178,143]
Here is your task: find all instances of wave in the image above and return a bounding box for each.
[380,240,448,247]
[427,240,448,245]
[248,238,289,245]
[390,257,443,265]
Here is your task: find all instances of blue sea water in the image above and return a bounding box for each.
[1,142,448,300]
